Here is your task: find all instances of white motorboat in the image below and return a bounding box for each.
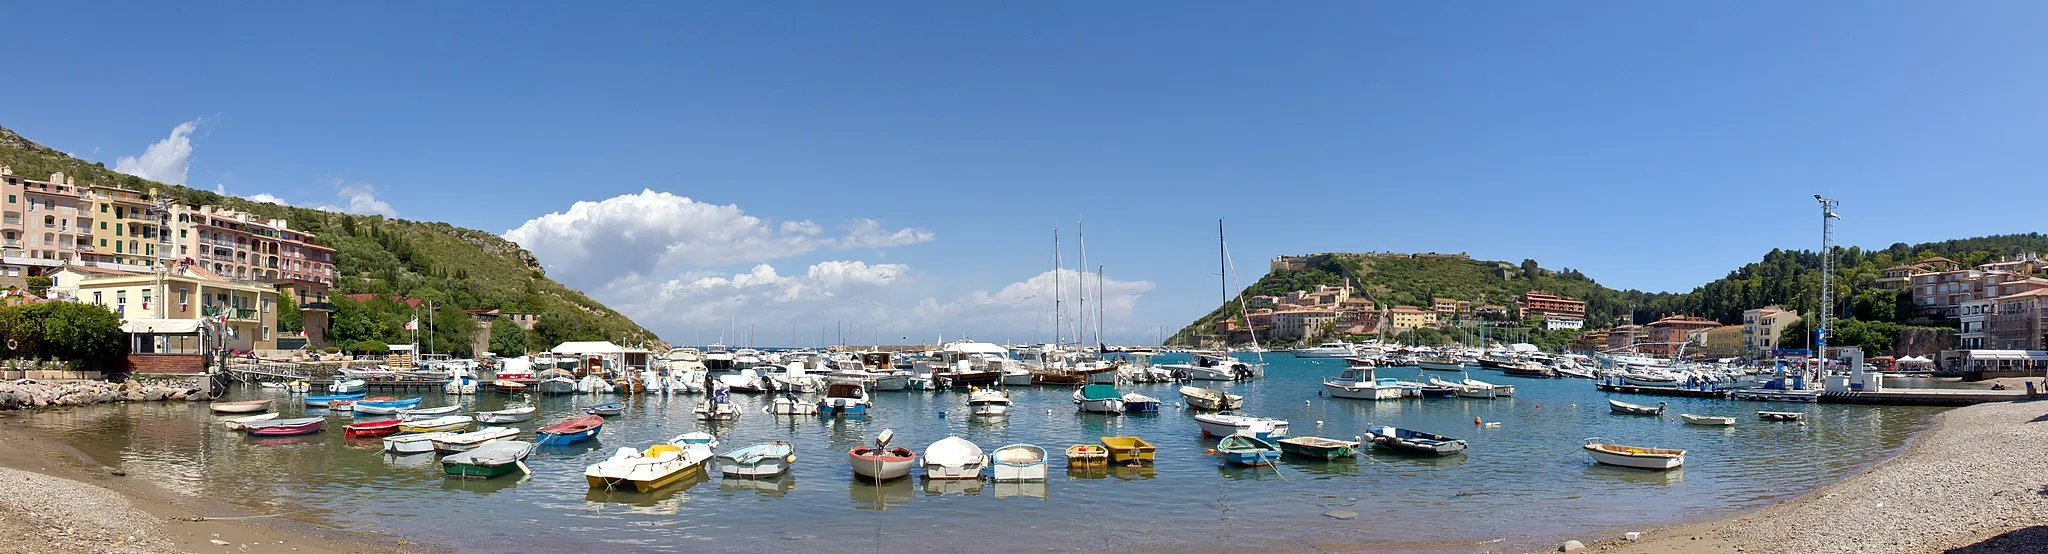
[1162,353,1262,381]
[1179,386,1245,410]
[433,426,520,454]
[476,406,537,424]
[1465,377,1514,396]
[702,343,735,370]
[966,387,1011,416]
[329,379,367,395]
[1583,438,1685,470]
[1192,413,1289,439]
[921,435,987,480]
[584,443,713,492]
[990,444,1048,482]
[398,404,463,420]
[670,431,720,450]
[1072,384,1126,414]
[764,394,820,415]
[1001,367,1035,387]
[696,398,741,421]
[1323,367,1402,400]
[1621,372,1680,387]
[1609,399,1667,416]
[535,369,577,395]
[818,377,871,417]
[575,374,615,394]
[1292,342,1356,358]
[384,432,457,455]
[1681,414,1736,426]
[733,348,764,370]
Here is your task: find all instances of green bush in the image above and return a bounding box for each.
[350,340,390,354]
[0,302,127,370]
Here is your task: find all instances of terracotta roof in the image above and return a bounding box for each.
[1996,288,2048,300]
[63,265,141,276]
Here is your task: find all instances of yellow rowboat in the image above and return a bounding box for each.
[1099,436,1155,465]
[1065,444,1109,469]
[585,443,713,492]
[398,416,474,434]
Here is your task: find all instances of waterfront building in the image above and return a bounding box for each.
[1388,306,1430,331]
[1958,298,1995,350]
[1271,309,1336,341]
[1574,331,1607,352]
[1516,291,1587,320]
[1986,289,2048,350]
[168,205,336,287]
[81,185,162,270]
[1742,305,1800,357]
[1431,297,1470,315]
[1606,325,1644,352]
[74,262,278,352]
[1645,315,1720,356]
[1542,316,1584,330]
[0,169,94,284]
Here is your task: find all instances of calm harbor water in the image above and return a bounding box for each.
[11,355,1944,552]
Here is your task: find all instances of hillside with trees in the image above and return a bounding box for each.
[1175,234,2048,356]
[0,124,656,356]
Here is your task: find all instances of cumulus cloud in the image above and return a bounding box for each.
[912,268,1155,340]
[330,183,396,217]
[503,189,933,288]
[114,121,199,184]
[245,193,289,205]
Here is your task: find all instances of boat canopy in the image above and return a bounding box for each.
[944,341,1010,355]
[120,319,202,333]
[1078,384,1120,401]
[551,341,628,354]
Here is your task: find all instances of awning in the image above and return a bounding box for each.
[120,319,202,334]
[1968,350,2048,361]
[551,341,627,354]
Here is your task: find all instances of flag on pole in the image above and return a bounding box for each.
[405,317,419,331]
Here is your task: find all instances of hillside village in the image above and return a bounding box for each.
[1199,250,2048,374]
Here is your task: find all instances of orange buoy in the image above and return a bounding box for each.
[1474,417,1482,425]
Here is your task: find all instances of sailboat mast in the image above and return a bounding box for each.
[1053,229,1063,351]
[1078,220,1089,349]
[1097,265,1106,351]
[1218,219,1228,350]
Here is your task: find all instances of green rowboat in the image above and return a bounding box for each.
[440,440,535,479]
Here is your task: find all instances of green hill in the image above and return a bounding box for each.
[0,124,657,353]
[1175,234,2048,353]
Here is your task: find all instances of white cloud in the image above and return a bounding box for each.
[114,121,198,184]
[503,189,932,288]
[331,183,395,217]
[912,268,1155,341]
[245,193,288,205]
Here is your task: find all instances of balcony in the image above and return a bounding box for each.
[232,308,259,321]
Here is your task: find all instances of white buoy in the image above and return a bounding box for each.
[1315,420,1324,426]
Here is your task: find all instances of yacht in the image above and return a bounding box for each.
[1323,365,1402,400]
[1160,352,1263,381]
[703,344,735,371]
[1293,342,1357,358]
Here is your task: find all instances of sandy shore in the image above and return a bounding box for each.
[1583,399,2048,554]
[0,415,410,554]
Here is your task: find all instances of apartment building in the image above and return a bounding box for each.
[82,185,163,270]
[1912,266,2048,319]
[1644,315,1720,357]
[1958,298,1995,350]
[1388,306,1430,331]
[1517,291,1587,320]
[1742,305,1801,355]
[169,205,336,289]
[1271,309,1336,341]
[74,263,279,352]
[0,169,95,282]
[1986,289,2048,350]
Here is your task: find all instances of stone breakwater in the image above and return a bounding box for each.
[0,378,208,410]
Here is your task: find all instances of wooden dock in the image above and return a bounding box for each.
[1594,383,1731,398]
[1818,388,2035,406]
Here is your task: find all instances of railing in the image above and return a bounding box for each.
[233,308,259,321]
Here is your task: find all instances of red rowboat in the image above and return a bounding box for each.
[245,418,325,437]
[539,415,603,435]
[343,418,404,438]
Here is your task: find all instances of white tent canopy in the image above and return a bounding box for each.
[120,319,202,334]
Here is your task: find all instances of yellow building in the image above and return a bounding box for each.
[74,263,277,352]
[83,185,162,269]
[1389,306,1431,331]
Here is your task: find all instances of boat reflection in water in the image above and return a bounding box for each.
[1283,458,1362,477]
[249,436,319,448]
[1584,464,1686,486]
[583,471,710,514]
[993,481,1047,500]
[718,474,796,498]
[535,441,603,458]
[1216,466,1283,481]
[1365,451,1468,468]
[439,475,523,495]
[848,478,914,511]
[1109,465,1155,481]
[1066,467,1108,480]
[921,478,984,497]
[384,452,437,469]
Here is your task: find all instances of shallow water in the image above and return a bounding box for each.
[15,355,1944,551]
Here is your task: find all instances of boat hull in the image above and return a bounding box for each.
[1323,382,1402,400]
[1075,399,1124,414]
[1585,446,1684,470]
[967,402,1009,416]
[849,447,915,481]
[818,400,868,418]
[477,407,537,423]
[1417,361,1465,371]
[443,461,522,479]
[991,445,1048,482]
[246,421,323,436]
[210,400,272,414]
[1276,438,1359,460]
[536,427,601,446]
[1217,450,1279,466]
[1099,437,1155,465]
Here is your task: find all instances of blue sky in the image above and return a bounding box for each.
[3,2,2046,344]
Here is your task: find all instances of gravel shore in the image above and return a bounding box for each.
[1593,399,2048,554]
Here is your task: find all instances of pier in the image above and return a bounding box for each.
[1593,382,1730,398]
[1818,388,2035,406]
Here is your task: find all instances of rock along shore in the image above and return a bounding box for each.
[0,378,208,410]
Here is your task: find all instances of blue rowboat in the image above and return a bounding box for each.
[1213,432,1280,467]
[305,393,365,407]
[352,397,424,415]
[536,415,604,447]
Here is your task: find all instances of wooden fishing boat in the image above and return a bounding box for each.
[1681,414,1736,426]
[1212,432,1280,467]
[242,417,323,437]
[221,413,278,430]
[441,440,534,479]
[476,406,536,424]
[1099,436,1155,465]
[398,405,462,420]
[491,379,529,394]
[849,430,915,482]
[1179,386,1245,411]
[922,436,987,480]
[1608,399,1667,416]
[384,432,455,454]
[991,444,1048,482]
[398,416,474,434]
[1066,444,1109,469]
[343,418,404,438]
[1365,426,1468,456]
[1583,438,1685,470]
[585,443,713,492]
[353,397,424,415]
[585,402,625,417]
[535,415,604,446]
[1192,413,1290,439]
[716,441,796,478]
[433,426,520,454]
[1275,436,1361,460]
[1759,411,1805,421]
[305,393,364,408]
[210,399,273,414]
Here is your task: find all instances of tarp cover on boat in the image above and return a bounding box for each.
[550,341,627,355]
[120,319,202,334]
[1078,384,1121,401]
